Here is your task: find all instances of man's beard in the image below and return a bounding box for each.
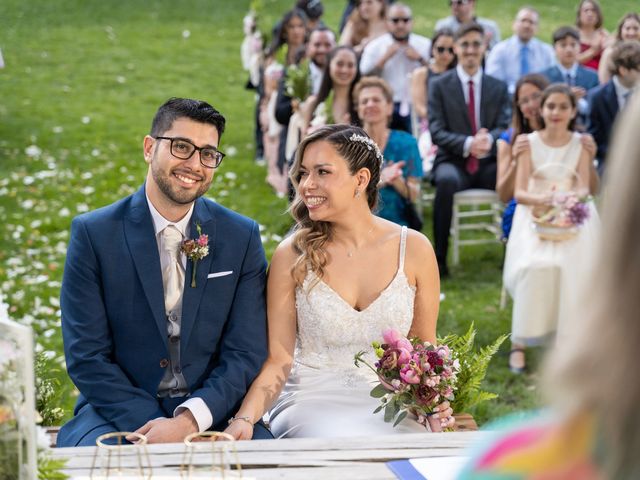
[391,32,410,42]
[151,153,211,205]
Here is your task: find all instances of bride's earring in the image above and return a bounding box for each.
[354,188,361,198]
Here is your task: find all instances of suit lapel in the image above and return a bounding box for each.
[480,74,490,128]
[181,198,216,349]
[124,186,168,349]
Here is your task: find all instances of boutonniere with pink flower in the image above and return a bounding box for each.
[181,223,209,288]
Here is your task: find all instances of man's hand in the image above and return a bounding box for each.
[470,128,492,158]
[128,410,199,444]
[580,133,597,158]
[377,42,401,69]
[403,45,423,63]
[571,86,587,100]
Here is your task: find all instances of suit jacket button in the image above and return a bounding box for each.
[174,366,182,374]
[159,358,169,368]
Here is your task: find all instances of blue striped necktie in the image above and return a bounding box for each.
[520,44,530,76]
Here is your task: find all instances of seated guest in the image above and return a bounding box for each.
[588,41,640,173]
[428,23,510,277]
[542,26,599,129]
[434,0,501,50]
[360,3,431,133]
[275,27,336,197]
[486,6,555,95]
[410,28,457,134]
[458,92,640,480]
[339,0,388,55]
[354,77,423,227]
[575,0,610,73]
[304,45,361,129]
[599,12,640,84]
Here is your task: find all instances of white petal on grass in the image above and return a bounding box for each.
[226,146,238,157]
[224,172,237,180]
[52,126,64,133]
[91,148,101,157]
[21,199,35,209]
[116,76,126,84]
[59,207,71,217]
[81,172,93,179]
[62,85,72,92]
[23,176,35,185]
[25,145,42,157]
[182,30,191,38]
[81,116,91,124]
[81,186,95,195]
[77,203,90,213]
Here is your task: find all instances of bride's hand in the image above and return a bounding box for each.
[223,418,254,440]
[427,401,455,432]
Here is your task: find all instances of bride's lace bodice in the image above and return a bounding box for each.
[293,226,415,370]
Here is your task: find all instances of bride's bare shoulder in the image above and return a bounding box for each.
[270,234,299,269]
[405,228,437,267]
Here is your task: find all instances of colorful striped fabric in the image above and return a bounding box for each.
[457,411,602,479]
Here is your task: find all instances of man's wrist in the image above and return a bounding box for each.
[178,410,199,433]
[228,415,253,426]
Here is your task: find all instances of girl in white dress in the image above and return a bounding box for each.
[503,84,599,373]
[225,125,454,439]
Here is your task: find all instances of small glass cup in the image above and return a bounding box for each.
[90,432,152,479]
[180,431,242,479]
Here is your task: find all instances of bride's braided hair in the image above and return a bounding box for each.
[288,124,382,287]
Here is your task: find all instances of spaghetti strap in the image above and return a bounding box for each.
[399,226,408,272]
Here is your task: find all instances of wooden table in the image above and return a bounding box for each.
[51,431,488,479]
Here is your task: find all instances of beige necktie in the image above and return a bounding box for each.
[162,226,184,313]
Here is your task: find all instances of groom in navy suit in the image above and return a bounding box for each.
[57,98,270,446]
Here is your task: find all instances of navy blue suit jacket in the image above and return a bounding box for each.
[428,69,510,172]
[57,185,268,446]
[542,64,599,90]
[587,80,618,167]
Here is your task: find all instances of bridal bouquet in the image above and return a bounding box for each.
[533,192,591,241]
[354,329,459,428]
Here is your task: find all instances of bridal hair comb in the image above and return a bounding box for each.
[349,133,384,166]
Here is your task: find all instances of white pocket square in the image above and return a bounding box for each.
[207,271,233,279]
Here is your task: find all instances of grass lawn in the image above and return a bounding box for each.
[0,0,633,426]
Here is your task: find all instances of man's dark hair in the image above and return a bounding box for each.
[296,0,324,20]
[611,40,640,74]
[150,98,226,138]
[455,22,485,41]
[552,26,580,44]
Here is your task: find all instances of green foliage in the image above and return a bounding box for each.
[38,454,69,480]
[35,353,65,427]
[284,59,311,101]
[439,324,508,414]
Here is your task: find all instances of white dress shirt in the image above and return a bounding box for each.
[360,33,431,113]
[309,61,323,96]
[486,35,555,94]
[146,195,213,433]
[613,75,633,110]
[456,65,493,158]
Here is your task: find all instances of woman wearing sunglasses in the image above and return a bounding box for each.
[410,28,457,135]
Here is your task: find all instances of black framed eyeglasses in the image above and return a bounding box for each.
[154,136,225,169]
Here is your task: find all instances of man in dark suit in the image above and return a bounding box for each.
[428,23,510,277]
[588,41,640,173]
[57,98,270,446]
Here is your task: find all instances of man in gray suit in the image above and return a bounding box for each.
[428,23,510,277]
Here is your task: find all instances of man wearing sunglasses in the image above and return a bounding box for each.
[435,0,501,50]
[57,98,270,446]
[360,2,431,133]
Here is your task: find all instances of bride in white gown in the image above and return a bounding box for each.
[225,124,453,439]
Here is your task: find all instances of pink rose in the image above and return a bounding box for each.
[400,365,421,384]
[197,234,209,247]
[382,329,413,351]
